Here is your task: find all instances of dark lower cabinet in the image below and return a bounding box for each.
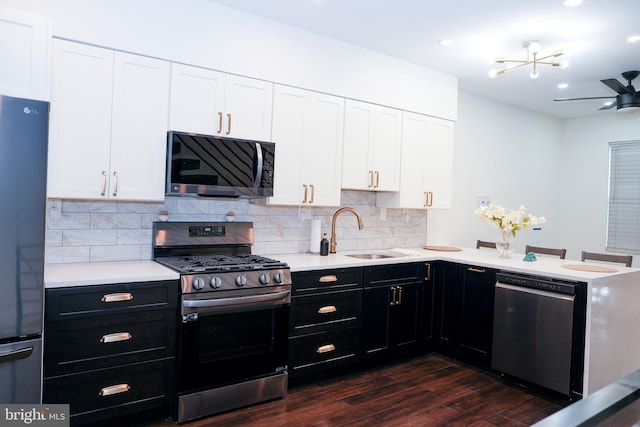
[362,263,425,362]
[288,268,363,384]
[43,280,178,426]
[433,262,496,368]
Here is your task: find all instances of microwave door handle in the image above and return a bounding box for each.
[254,142,263,187]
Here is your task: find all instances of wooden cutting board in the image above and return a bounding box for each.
[423,245,462,252]
[561,264,618,273]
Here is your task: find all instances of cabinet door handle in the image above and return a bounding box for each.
[424,192,428,207]
[99,383,130,397]
[375,171,380,188]
[112,171,118,197]
[318,305,337,314]
[302,184,308,203]
[390,286,396,306]
[217,111,223,134]
[101,292,133,303]
[397,286,402,305]
[467,267,486,274]
[100,170,107,196]
[425,263,431,281]
[309,184,315,203]
[226,113,232,135]
[319,275,338,283]
[428,191,434,207]
[100,332,132,343]
[369,170,374,188]
[316,344,336,354]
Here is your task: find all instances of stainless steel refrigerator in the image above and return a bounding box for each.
[0,95,48,403]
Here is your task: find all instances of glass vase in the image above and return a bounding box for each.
[496,230,515,258]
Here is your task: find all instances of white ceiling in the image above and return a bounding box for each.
[207,0,639,119]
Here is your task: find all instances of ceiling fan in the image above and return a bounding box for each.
[554,71,640,113]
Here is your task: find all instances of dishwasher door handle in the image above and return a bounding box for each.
[495,282,575,301]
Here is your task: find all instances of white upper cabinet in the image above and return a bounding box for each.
[0,7,50,100]
[342,100,402,191]
[48,40,170,201]
[266,84,344,206]
[377,112,454,209]
[169,63,273,141]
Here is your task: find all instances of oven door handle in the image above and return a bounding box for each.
[183,290,291,311]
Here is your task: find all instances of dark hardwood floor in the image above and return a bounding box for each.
[150,354,569,426]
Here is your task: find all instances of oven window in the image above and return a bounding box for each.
[179,305,288,392]
[199,309,274,363]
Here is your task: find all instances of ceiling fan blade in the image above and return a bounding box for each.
[554,96,616,101]
[599,102,617,110]
[601,78,631,95]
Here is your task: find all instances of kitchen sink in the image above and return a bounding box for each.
[345,253,402,260]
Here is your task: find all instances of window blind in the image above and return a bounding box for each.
[607,141,640,254]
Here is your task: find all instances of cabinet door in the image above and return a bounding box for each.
[433,262,459,356]
[342,100,375,190]
[224,74,273,141]
[393,282,420,351]
[458,265,496,366]
[269,85,306,205]
[0,7,50,100]
[168,63,225,135]
[109,52,170,201]
[422,262,435,351]
[423,116,454,209]
[48,40,113,199]
[376,112,454,209]
[269,85,344,206]
[341,101,401,192]
[371,106,402,191]
[301,91,344,206]
[362,286,393,357]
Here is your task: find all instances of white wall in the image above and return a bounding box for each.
[447,91,565,255]
[0,0,457,120]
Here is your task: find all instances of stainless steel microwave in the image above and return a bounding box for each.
[165,131,275,198]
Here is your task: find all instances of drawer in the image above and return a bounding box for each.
[43,358,174,426]
[288,327,360,375]
[46,280,178,319]
[292,268,362,295]
[45,310,176,376]
[290,289,362,336]
[364,263,424,288]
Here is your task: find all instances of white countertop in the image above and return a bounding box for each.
[273,246,637,282]
[44,260,180,288]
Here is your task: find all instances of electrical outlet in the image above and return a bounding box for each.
[477,195,491,207]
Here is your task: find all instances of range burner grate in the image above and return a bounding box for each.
[156,254,287,273]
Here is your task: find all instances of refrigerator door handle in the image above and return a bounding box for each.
[0,346,33,365]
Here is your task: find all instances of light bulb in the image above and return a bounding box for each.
[530,69,539,79]
[528,41,540,55]
[560,59,570,69]
[488,69,498,78]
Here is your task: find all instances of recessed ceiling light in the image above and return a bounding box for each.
[557,83,568,89]
[628,35,640,43]
[439,39,453,47]
[563,0,583,6]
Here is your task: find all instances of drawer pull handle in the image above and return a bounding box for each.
[100,332,132,343]
[99,383,130,397]
[319,275,338,283]
[101,293,133,303]
[467,267,486,274]
[317,344,335,354]
[318,305,337,314]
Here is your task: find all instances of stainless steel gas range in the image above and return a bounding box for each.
[152,221,292,423]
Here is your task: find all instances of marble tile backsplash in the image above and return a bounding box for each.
[45,190,428,264]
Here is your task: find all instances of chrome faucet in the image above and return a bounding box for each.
[330,207,364,253]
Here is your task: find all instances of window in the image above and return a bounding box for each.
[607,140,640,253]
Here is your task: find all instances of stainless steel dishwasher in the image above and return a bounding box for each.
[492,272,586,397]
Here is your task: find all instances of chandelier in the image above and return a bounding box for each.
[489,40,564,79]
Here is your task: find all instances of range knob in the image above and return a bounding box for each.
[235,275,247,287]
[259,273,270,285]
[209,277,222,288]
[192,278,205,290]
[273,272,283,283]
